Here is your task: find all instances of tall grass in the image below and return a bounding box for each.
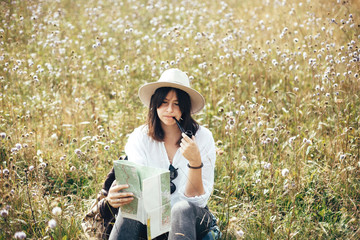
[0,0,359,239]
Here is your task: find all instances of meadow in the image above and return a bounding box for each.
[1,0,360,239]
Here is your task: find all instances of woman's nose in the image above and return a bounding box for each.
[167,104,174,112]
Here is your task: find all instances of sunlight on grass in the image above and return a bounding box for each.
[0,0,359,239]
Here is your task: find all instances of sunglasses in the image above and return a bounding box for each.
[169,164,178,194]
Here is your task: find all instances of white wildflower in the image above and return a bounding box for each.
[0,132,6,139]
[236,229,245,237]
[14,232,26,239]
[15,143,22,150]
[48,219,57,229]
[52,207,62,216]
[281,168,289,177]
[0,209,8,217]
[74,149,82,155]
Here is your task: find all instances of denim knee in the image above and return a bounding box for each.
[171,200,195,221]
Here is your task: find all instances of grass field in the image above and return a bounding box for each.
[1,0,360,239]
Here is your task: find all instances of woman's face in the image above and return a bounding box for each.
[156,90,182,127]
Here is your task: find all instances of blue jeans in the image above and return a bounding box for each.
[109,201,212,240]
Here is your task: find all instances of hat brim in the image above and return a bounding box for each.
[138,82,205,114]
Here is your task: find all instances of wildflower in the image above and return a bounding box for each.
[242,156,247,161]
[14,231,26,239]
[28,166,34,172]
[0,132,6,139]
[3,168,9,175]
[52,206,62,216]
[281,168,289,177]
[51,133,58,140]
[262,161,271,169]
[216,148,224,155]
[340,154,346,160]
[104,145,110,150]
[11,148,18,153]
[74,149,82,155]
[0,209,8,217]
[48,219,57,229]
[39,162,47,169]
[15,143,22,150]
[70,166,76,171]
[236,229,244,237]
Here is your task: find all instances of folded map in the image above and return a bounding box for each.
[113,160,171,239]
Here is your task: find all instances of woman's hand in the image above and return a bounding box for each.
[179,133,202,167]
[106,181,134,208]
[180,133,205,196]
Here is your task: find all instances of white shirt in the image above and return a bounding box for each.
[124,125,216,208]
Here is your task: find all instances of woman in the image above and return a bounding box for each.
[107,68,216,240]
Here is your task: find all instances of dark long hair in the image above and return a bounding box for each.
[147,87,199,144]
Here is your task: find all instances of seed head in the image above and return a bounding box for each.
[262,161,271,169]
[236,229,244,237]
[14,232,26,239]
[41,162,48,169]
[52,206,62,216]
[281,168,289,177]
[0,209,8,217]
[48,219,57,229]
[74,149,82,155]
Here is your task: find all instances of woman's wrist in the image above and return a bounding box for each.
[187,162,203,169]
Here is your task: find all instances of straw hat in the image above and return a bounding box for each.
[138,68,205,114]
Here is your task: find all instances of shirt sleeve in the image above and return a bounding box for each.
[124,126,148,166]
[178,127,216,207]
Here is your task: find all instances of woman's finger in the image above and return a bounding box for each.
[181,133,191,141]
[110,191,134,199]
[107,195,134,208]
[109,184,130,193]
